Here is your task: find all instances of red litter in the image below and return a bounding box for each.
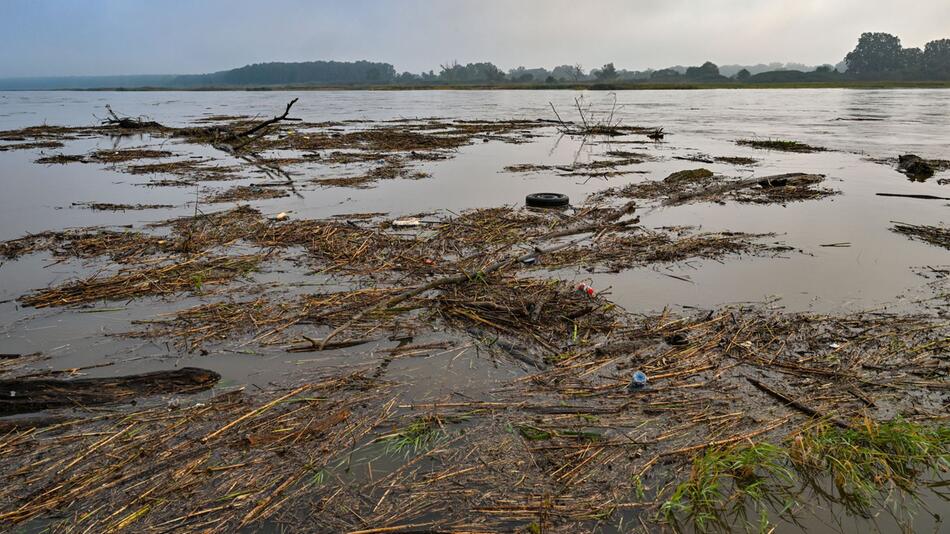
[575,283,596,297]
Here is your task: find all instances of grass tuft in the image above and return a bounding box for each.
[661,442,795,532]
[789,417,950,517]
[661,418,950,532]
[377,415,446,456]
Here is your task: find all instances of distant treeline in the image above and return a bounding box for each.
[173,60,397,87]
[167,32,950,87]
[2,32,948,90]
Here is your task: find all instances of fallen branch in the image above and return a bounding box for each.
[227,98,300,147]
[101,105,165,130]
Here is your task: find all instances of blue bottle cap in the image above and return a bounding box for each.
[628,370,648,390]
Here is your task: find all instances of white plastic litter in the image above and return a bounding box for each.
[392,218,421,227]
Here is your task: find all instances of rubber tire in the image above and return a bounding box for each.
[526,192,570,208]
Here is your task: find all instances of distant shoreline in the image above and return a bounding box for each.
[4,81,950,92]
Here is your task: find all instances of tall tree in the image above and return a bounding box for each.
[924,39,950,78]
[685,61,721,80]
[845,32,904,75]
[596,63,618,80]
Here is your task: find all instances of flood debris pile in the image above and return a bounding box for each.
[0,372,394,532]
[100,104,168,131]
[0,228,172,262]
[544,227,788,272]
[32,146,241,185]
[253,217,430,277]
[504,155,650,178]
[595,168,837,206]
[736,138,827,153]
[34,153,90,165]
[4,102,561,193]
[6,305,942,532]
[157,205,270,252]
[2,120,173,163]
[1,205,266,263]
[109,216,789,354]
[433,275,620,366]
[0,140,64,152]
[36,148,177,172]
[4,200,792,349]
[313,157,430,188]
[675,154,759,166]
[72,201,176,211]
[0,124,102,143]
[127,159,241,185]
[266,118,547,188]
[88,148,175,163]
[19,254,263,309]
[7,208,271,309]
[1,101,948,533]
[891,222,950,249]
[129,297,304,352]
[421,207,557,258]
[207,185,290,203]
[338,308,948,532]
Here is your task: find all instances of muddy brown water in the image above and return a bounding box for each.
[0,89,948,532]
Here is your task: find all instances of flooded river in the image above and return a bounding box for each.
[1,89,946,383]
[0,89,947,533]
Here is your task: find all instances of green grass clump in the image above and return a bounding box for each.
[661,442,795,532]
[377,415,445,456]
[660,419,950,532]
[736,138,826,153]
[789,418,950,517]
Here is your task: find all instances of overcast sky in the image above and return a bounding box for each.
[2,0,949,77]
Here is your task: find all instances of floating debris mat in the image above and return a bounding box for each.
[19,254,263,308]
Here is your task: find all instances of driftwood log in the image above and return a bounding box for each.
[0,367,220,416]
[877,192,950,201]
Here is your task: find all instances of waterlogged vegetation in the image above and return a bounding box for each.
[662,442,795,532]
[662,419,950,532]
[0,91,947,532]
[891,222,950,249]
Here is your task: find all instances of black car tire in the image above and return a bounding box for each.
[525,192,569,208]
